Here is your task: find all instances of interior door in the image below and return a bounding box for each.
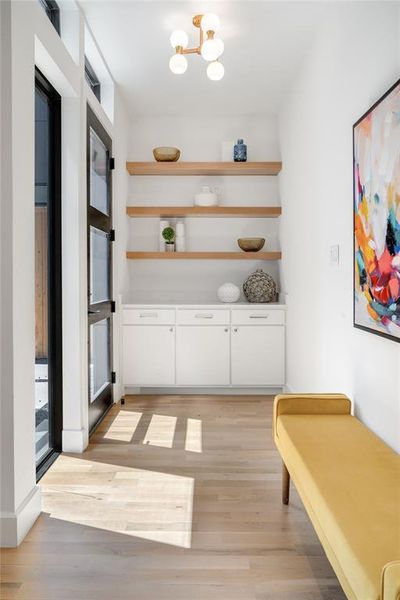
[87,105,114,431]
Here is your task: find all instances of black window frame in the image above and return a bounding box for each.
[85,57,101,103]
[38,0,60,35]
[35,68,63,481]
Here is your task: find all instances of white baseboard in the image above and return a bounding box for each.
[125,386,284,396]
[62,428,88,453]
[0,485,41,547]
[283,383,294,394]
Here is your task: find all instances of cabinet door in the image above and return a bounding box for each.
[231,326,284,386]
[176,326,230,385]
[123,326,175,385]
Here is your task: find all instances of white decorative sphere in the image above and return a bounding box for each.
[201,38,224,61]
[217,282,240,303]
[207,60,224,81]
[201,13,220,33]
[169,53,188,75]
[170,30,189,49]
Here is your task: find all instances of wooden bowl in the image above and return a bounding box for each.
[237,238,266,252]
[153,147,181,162]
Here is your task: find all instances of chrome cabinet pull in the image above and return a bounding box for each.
[195,313,214,319]
[139,312,158,318]
[249,314,269,319]
[233,328,238,332]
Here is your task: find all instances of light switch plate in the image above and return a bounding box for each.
[330,245,339,264]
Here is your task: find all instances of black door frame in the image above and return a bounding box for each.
[35,68,63,480]
[86,105,114,432]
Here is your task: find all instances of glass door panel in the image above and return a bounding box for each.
[90,226,110,304]
[89,128,109,215]
[35,88,50,464]
[90,318,110,403]
[34,69,62,475]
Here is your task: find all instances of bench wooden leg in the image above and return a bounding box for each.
[282,462,290,505]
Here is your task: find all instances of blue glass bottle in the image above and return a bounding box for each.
[234,139,247,162]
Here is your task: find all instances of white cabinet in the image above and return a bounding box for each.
[123,325,175,385]
[231,325,285,386]
[176,326,230,385]
[122,305,285,388]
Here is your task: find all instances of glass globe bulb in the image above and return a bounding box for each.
[170,30,189,49]
[207,60,224,81]
[201,38,224,62]
[169,53,188,75]
[201,13,220,33]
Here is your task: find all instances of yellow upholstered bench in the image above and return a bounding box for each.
[273,393,400,600]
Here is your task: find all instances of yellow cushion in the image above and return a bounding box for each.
[276,414,400,600]
[382,561,400,600]
[274,394,352,430]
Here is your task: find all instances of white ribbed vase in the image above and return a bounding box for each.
[217,282,240,303]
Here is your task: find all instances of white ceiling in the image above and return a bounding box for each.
[79,1,326,117]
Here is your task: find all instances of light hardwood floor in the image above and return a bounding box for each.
[1,395,346,600]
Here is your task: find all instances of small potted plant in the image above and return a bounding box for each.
[162,226,175,252]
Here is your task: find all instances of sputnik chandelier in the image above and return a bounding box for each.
[169,13,225,81]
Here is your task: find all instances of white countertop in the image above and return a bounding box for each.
[122,301,286,309]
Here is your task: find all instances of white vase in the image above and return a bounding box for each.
[176,236,186,252]
[194,186,218,207]
[176,221,185,237]
[217,282,240,303]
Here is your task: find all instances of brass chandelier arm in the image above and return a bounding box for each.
[178,27,203,55]
[182,47,201,55]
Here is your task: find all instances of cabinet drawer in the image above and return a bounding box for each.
[231,309,285,325]
[122,308,175,325]
[177,309,230,325]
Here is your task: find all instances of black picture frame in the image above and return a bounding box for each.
[353,77,400,343]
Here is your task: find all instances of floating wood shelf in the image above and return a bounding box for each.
[126,161,282,176]
[126,206,282,218]
[126,251,282,260]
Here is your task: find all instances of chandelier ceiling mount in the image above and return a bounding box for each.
[169,13,225,81]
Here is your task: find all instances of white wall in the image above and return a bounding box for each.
[0,0,129,546]
[279,1,400,452]
[126,116,281,302]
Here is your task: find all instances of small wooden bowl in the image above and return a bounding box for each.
[238,238,266,252]
[153,147,181,162]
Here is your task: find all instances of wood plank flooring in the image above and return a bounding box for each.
[1,395,346,600]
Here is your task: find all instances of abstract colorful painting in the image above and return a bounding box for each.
[354,79,400,342]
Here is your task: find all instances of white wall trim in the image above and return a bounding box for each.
[125,387,284,396]
[0,485,41,547]
[62,428,89,453]
[282,384,294,394]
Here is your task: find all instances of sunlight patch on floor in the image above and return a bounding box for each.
[103,411,143,442]
[185,418,202,453]
[143,414,177,448]
[42,457,194,548]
